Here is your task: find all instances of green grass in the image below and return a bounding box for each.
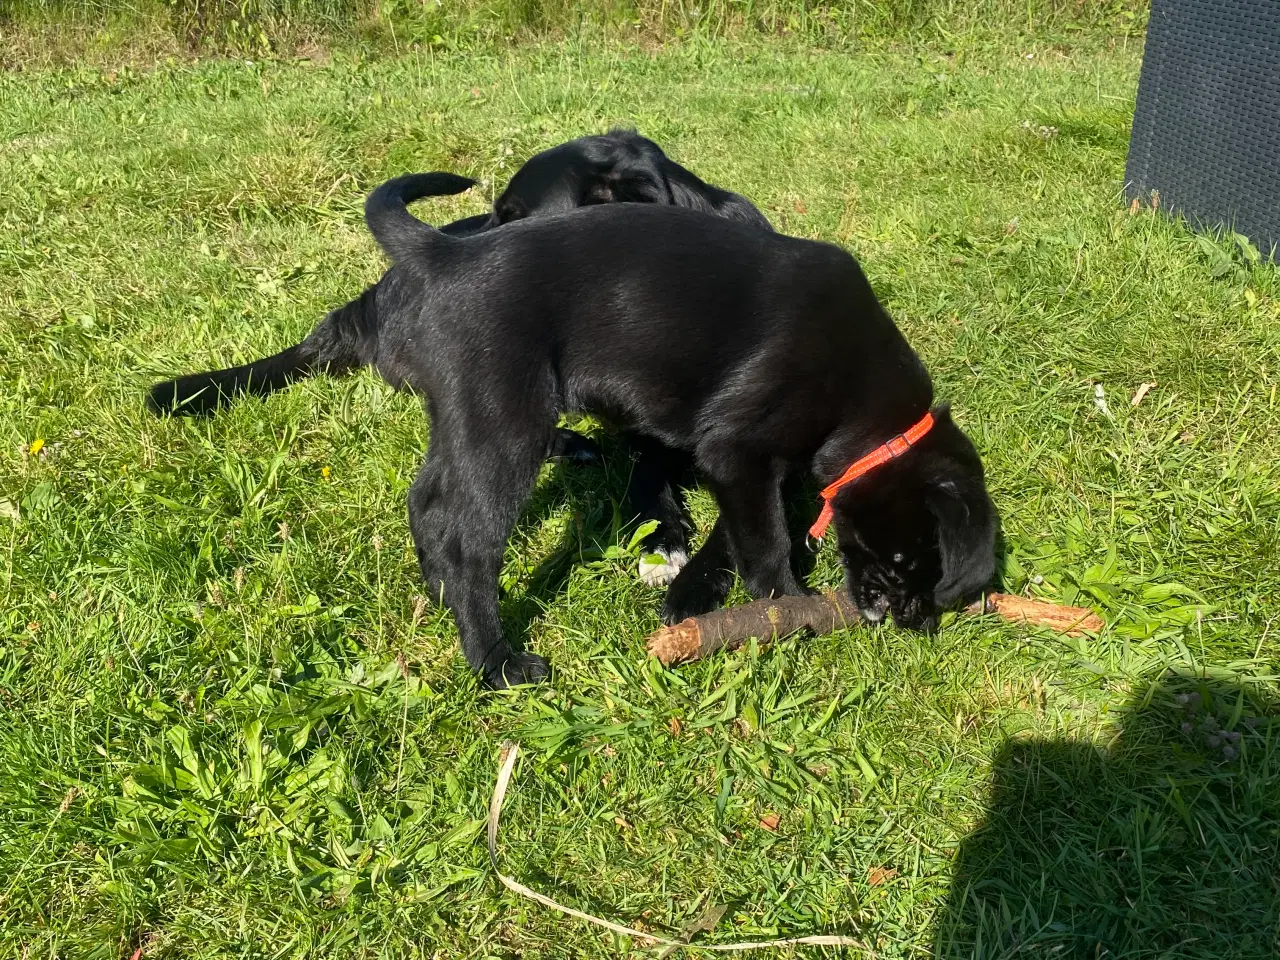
[2,0,1147,64]
[2,28,1279,959]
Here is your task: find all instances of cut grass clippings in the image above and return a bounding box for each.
[2,29,1279,959]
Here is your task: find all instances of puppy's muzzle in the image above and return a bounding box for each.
[860,593,891,623]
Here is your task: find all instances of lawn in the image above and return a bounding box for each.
[2,27,1279,959]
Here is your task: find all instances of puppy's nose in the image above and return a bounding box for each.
[860,593,890,622]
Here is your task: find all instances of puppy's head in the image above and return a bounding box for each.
[832,406,997,630]
[490,129,674,225]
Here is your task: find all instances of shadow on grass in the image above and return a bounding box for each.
[935,673,1280,959]
[499,434,824,642]
[499,430,649,641]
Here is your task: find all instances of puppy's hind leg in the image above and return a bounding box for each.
[408,410,554,689]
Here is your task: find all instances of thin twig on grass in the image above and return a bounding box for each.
[487,741,867,952]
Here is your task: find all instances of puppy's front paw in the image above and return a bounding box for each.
[660,567,732,626]
[639,547,689,587]
[485,651,551,690]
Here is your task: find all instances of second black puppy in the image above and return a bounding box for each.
[362,174,997,688]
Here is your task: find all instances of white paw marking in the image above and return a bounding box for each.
[639,548,689,587]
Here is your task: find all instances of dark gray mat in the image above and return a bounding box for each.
[1126,0,1280,256]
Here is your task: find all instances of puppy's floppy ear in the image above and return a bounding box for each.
[665,172,721,216]
[925,406,997,607]
[664,163,772,229]
[927,478,997,607]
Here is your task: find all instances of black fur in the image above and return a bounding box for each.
[145,177,481,418]
[352,175,996,688]
[489,130,769,229]
[833,403,997,629]
[147,131,770,579]
[146,131,767,418]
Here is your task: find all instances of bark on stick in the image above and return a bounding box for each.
[645,591,1103,666]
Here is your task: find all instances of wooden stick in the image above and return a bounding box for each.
[645,591,1104,666]
[974,592,1105,636]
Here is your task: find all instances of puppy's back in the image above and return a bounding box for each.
[475,205,915,432]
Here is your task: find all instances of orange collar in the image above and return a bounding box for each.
[807,411,935,544]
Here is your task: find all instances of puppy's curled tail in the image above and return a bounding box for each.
[365,172,476,263]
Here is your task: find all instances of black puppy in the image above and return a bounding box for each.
[344,173,996,688]
[489,129,768,227]
[148,129,769,584]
